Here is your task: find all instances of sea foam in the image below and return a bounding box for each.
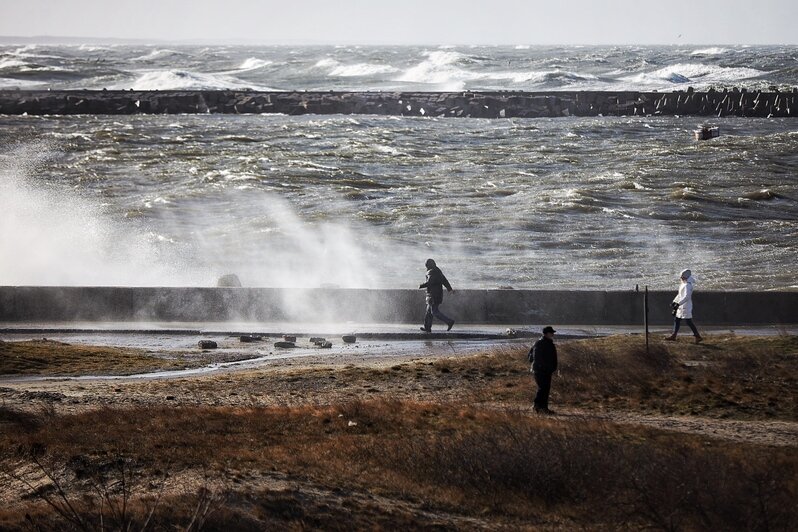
[118,70,267,91]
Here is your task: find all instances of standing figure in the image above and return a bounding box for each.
[419,258,455,332]
[528,326,558,414]
[667,269,703,344]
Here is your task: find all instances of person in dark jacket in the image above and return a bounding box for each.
[419,258,455,332]
[528,326,558,414]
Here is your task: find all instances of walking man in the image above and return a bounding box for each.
[528,326,558,414]
[419,258,455,332]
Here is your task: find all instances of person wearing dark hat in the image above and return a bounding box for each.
[419,258,455,332]
[528,326,558,414]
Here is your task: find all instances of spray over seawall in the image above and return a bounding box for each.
[0,140,433,297]
[0,141,207,286]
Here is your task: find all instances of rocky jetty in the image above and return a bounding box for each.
[0,88,795,118]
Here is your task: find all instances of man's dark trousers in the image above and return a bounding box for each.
[533,371,552,410]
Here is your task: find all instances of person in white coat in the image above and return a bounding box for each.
[667,269,703,343]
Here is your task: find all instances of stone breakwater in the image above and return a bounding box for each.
[0,89,795,118]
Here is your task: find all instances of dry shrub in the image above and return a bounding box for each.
[2,400,797,530]
[0,405,41,432]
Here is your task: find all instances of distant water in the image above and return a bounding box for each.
[0,44,796,91]
[0,45,796,291]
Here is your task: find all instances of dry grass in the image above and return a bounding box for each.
[0,340,200,376]
[431,335,798,421]
[1,400,796,530]
[1,334,797,528]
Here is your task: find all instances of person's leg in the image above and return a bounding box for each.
[423,300,433,332]
[667,317,681,340]
[533,372,552,410]
[685,319,702,342]
[431,304,454,328]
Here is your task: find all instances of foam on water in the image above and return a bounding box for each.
[691,47,731,56]
[620,62,767,88]
[329,62,399,77]
[0,44,794,91]
[396,50,472,89]
[236,57,272,71]
[117,70,268,91]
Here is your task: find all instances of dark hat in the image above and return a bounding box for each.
[542,326,556,334]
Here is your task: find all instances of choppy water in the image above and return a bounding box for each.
[1,44,797,290]
[1,112,796,291]
[1,43,797,92]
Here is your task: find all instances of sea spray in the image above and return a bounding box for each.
[0,140,206,286]
[0,140,432,292]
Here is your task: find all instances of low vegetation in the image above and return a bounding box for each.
[1,400,796,530]
[1,334,796,529]
[432,334,798,421]
[0,339,200,376]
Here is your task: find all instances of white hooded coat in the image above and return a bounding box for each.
[673,275,696,319]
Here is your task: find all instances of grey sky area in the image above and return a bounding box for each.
[1,0,795,45]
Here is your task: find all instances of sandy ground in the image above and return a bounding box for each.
[1,333,796,449]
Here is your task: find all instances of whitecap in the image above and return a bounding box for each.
[0,58,27,69]
[690,47,729,56]
[329,63,399,77]
[314,58,339,68]
[396,50,471,88]
[621,62,766,87]
[237,57,272,71]
[114,70,270,91]
[130,49,181,62]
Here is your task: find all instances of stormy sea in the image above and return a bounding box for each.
[0,44,796,290]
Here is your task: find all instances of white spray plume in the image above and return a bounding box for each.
[0,141,208,286]
[0,141,439,291]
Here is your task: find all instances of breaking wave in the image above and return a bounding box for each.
[116,70,268,90]
[621,63,767,87]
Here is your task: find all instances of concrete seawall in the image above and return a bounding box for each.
[1,89,795,118]
[1,287,796,326]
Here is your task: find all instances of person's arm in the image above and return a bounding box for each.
[551,344,558,373]
[530,340,540,365]
[441,272,453,292]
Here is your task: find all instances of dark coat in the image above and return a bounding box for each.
[528,336,557,374]
[420,266,452,305]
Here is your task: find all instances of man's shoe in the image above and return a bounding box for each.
[695,335,703,344]
[447,320,455,331]
[665,334,677,341]
[420,327,431,333]
[542,408,556,415]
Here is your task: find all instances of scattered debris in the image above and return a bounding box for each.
[198,340,218,350]
[694,125,719,140]
[342,335,357,344]
[239,335,263,343]
[274,341,296,349]
[283,335,297,343]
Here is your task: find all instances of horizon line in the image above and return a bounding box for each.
[1,35,796,47]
